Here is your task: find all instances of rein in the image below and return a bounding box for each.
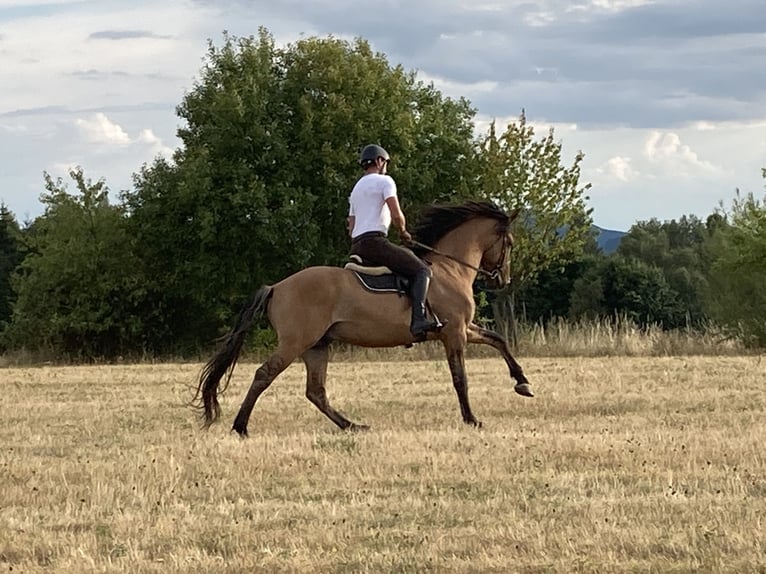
[410,238,505,282]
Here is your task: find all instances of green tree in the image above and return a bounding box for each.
[568,255,684,327]
[474,111,593,340]
[706,183,766,347]
[6,169,146,358]
[617,215,711,326]
[601,257,684,327]
[124,29,478,347]
[568,255,609,320]
[0,204,23,344]
[515,229,602,323]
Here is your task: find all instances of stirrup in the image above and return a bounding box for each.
[410,319,443,338]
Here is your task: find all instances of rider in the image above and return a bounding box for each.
[347,144,442,338]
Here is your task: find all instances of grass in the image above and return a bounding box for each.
[0,316,747,368]
[1,355,765,572]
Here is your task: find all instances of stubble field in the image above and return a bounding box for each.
[1,355,765,573]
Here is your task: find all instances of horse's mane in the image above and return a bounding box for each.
[411,200,510,256]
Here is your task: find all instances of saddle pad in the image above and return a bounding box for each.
[348,269,409,294]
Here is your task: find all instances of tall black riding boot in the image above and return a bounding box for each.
[410,269,443,338]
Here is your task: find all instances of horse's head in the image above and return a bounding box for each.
[479,209,518,289]
[412,201,520,288]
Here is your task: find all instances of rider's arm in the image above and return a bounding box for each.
[347,216,355,237]
[385,196,412,243]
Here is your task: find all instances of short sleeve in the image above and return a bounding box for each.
[381,175,397,201]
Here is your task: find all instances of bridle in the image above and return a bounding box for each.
[484,233,510,284]
[410,232,510,283]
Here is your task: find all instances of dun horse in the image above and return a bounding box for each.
[195,201,534,436]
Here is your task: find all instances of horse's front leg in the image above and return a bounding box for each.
[466,323,534,397]
[443,339,481,427]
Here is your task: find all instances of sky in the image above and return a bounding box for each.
[1,0,765,231]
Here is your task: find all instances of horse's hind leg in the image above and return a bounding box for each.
[232,348,295,437]
[303,343,368,432]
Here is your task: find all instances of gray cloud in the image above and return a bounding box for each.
[572,0,766,42]
[70,69,129,79]
[67,69,182,82]
[2,0,763,229]
[1,103,174,118]
[1,105,70,118]
[195,0,766,128]
[89,30,172,40]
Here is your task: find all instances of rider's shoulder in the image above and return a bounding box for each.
[375,173,396,185]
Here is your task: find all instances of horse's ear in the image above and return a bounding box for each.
[509,207,521,222]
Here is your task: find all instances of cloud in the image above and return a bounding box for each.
[75,113,131,145]
[0,1,215,114]
[643,131,721,176]
[1,0,765,230]
[599,156,638,182]
[1,105,69,118]
[88,30,172,40]
[66,69,180,83]
[136,128,159,144]
[0,0,83,5]
[50,160,80,175]
[418,72,499,96]
[194,0,766,129]
[0,122,28,134]
[570,0,656,13]
[136,128,174,157]
[72,113,175,157]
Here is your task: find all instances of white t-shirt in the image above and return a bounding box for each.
[348,173,397,238]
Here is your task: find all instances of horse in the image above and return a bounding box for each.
[194,200,534,436]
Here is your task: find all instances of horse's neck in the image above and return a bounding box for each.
[431,220,485,276]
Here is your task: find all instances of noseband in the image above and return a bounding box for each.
[482,233,509,284]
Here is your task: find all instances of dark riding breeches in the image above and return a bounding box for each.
[350,232,430,278]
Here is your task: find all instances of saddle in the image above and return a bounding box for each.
[344,255,410,295]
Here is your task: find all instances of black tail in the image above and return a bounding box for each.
[193,286,273,427]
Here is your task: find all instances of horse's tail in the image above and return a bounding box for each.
[193,286,274,427]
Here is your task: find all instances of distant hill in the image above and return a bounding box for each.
[594,225,626,254]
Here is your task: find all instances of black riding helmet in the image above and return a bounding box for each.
[359,144,390,168]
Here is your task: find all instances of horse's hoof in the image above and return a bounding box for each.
[514,383,534,397]
[465,419,482,428]
[347,423,370,433]
[232,425,249,438]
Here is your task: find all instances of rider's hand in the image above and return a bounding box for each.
[400,229,413,246]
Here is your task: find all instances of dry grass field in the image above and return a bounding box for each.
[1,355,765,573]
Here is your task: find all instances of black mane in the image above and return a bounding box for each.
[411,200,510,255]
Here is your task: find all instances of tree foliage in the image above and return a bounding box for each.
[0,204,23,343]
[616,215,711,326]
[705,184,766,346]
[473,111,593,339]
[6,169,146,358]
[564,255,684,328]
[476,112,593,288]
[520,213,721,331]
[600,257,684,327]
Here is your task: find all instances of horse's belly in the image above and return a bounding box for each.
[327,318,413,348]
